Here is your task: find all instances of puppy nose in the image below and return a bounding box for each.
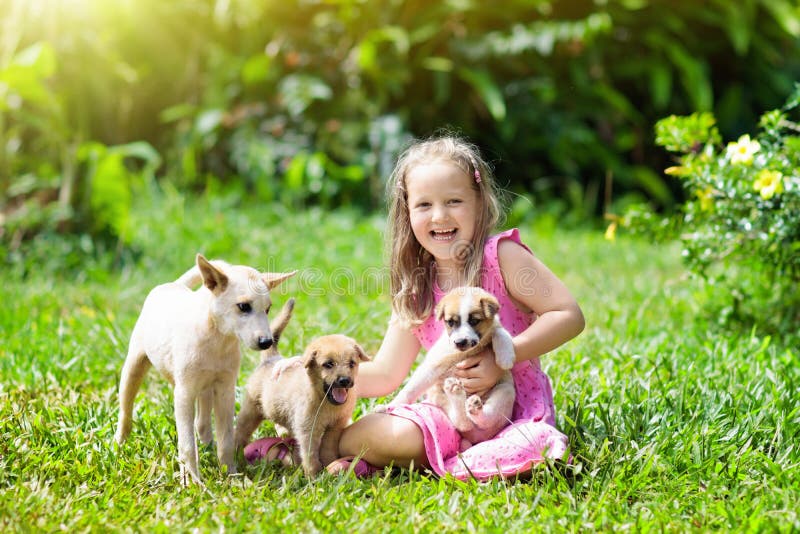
[454,338,470,350]
[257,337,273,350]
[335,376,353,388]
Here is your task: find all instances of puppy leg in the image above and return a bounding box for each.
[492,326,516,370]
[319,425,344,467]
[466,377,515,432]
[442,378,475,433]
[294,418,324,476]
[195,389,213,445]
[213,380,237,475]
[174,385,202,486]
[115,346,151,443]
[234,391,264,450]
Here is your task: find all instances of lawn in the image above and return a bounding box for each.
[1,190,797,532]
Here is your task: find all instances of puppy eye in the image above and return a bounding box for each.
[446,318,458,328]
[323,361,335,369]
[467,317,480,327]
[348,360,355,369]
[237,302,252,313]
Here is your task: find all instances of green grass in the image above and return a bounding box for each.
[1,190,798,532]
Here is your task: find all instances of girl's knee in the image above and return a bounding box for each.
[339,413,427,468]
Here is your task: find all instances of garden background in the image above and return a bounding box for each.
[1,0,799,531]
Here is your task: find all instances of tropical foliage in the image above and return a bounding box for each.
[2,0,800,244]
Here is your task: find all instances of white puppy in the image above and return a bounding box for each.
[114,254,296,485]
[383,287,516,446]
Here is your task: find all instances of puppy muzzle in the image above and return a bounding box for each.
[454,337,478,350]
[324,376,354,405]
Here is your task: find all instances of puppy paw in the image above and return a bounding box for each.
[466,394,483,415]
[303,460,323,476]
[443,377,464,396]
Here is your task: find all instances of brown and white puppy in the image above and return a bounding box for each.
[235,334,369,476]
[383,287,516,446]
[114,254,296,486]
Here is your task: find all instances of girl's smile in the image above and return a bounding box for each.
[405,161,478,270]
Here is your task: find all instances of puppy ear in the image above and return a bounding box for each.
[197,254,228,294]
[303,348,319,368]
[262,270,298,290]
[435,299,446,322]
[480,295,500,318]
[353,343,370,362]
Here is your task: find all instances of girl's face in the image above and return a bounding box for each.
[405,160,479,267]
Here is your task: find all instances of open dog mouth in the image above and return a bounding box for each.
[324,384,351,405]
[430,228,457,241]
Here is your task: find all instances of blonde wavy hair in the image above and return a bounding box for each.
[386,135,504,327]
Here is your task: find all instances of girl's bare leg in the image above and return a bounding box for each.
[338,413,429,469]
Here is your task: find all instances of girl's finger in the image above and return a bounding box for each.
[455,355,483,369]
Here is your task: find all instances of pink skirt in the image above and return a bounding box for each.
[387,362,569,480]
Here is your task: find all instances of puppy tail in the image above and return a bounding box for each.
[261,298,295,362]
[176,266,202,288]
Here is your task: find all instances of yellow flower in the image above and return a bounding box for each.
[604,221,617,241]
[753,169,784,200]
[696,186,714,211]
[725,134,760,165]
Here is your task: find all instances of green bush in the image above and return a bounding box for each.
[2,0,799,240]
[623,85,800,328]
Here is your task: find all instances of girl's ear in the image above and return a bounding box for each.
[480,296,500,318]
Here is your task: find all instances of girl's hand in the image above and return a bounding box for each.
[452,348,504,395]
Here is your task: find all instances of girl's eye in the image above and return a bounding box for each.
[238,302,252,313]
[447,199,462,205]
[323,361,335,369]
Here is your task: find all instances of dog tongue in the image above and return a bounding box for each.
[332,388,348,403]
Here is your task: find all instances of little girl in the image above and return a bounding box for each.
[247,135,585,480]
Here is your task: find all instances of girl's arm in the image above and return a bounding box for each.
[498,238,585,360]
[454,239,584,392]
[355,317,422,398]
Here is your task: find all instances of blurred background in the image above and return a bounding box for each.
[1,0,799,246]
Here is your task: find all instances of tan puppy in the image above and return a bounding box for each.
[383,287,516,446]
[235,334,369,476]
[114,254,296,486]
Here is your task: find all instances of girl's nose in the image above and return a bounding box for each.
[431,204,447,222]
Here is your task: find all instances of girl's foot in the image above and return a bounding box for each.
[243,437,296,466]
[325,455,381,477]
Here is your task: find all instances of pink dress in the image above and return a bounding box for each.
[387,228,569,480]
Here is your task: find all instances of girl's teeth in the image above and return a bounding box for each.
[432,229,456,240]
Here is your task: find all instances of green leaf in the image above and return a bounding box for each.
[89,153,133,241]
[195,109,224,136]
[457,68,506,121]
[241,54,272,85]
[285,151,308,191]
[631,165,673,205]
